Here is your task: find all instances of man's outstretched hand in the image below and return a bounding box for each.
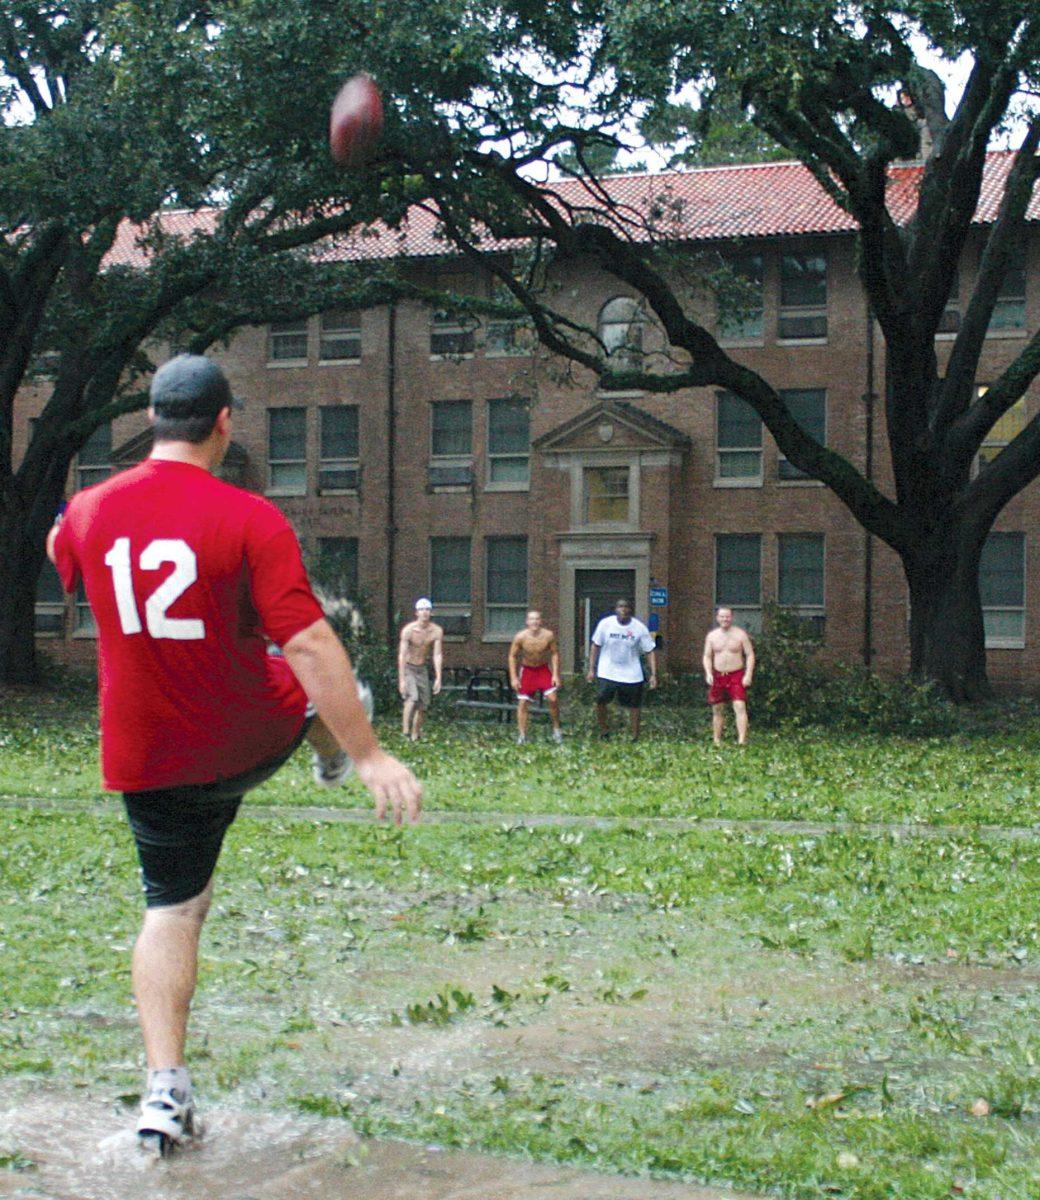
[356,750,423,825]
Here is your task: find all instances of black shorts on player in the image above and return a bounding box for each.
[596,680,644,709]
[123,719,312,908]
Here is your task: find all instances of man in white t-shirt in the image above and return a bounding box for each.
[586,597,658,740]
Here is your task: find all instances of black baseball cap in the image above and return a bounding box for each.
[150,355,240,418]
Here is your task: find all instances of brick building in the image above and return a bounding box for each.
[19,155,1040,686]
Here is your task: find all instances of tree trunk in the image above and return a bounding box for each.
[0,455,71,686]
[905,535,991,703]
[0,511,44,685]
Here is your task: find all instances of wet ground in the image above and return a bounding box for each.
[0,1093,759,1200]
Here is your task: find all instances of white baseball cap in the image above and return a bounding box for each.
[415,597,433,610]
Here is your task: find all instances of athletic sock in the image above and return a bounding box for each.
[148,1065,192,1098]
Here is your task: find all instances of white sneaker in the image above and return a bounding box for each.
[311,681,374,788]
[137,1085,195,1146]
[313,749,352,787]
[552,728,564,744]
[516,734,527,745]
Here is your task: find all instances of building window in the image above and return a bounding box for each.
[268,318,308,363]
[76,424,112,491]
[431,307,476,357]
[717,253,764,342]
[777,389,826,481]
[486,286,529,357]
[598,297,644,372]
[318,406,359,493]
[779,251,827,340]
[584,466,630,524]
[485,536,527,637]
[715,533,762,633]
[431,400,473,458]
[75,581,95,636]
[777,534,825,636]
[430,537,472,637]
[716,391,762,484]
[938,265,961,335]
[315,536,359,598]
[977,389,1026,469]
[990,260,1027,333]
[35,559,65,636]
[319,310,361,361]
[429,400,474,488]
[487,397,530,487]
[267,407,307,495]
[980,531,1025,648]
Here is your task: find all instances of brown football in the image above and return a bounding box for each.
[329,73,384,168]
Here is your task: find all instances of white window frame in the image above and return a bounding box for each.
[714,533,763,634]
[484,536,528,642]
[318,406,359,494]
[430,311,476,359]
[777,389,827,485]
[74,582,96,638]
[777,533,826,636]
[486,397,530,492]
[778,251,828,343]
[583,464,632,526]
[34,559,66,638]
[485,297,530,357]
[981,532,1026,650]
[716,253,764,346]
[266,407,308,497]
[76,424,112,492]
[715,391,763,487]
[989,260,1027,336]
[318,310,362,363]
[267,318,309,366]
[430,536,473,639]
[430,400,474,463]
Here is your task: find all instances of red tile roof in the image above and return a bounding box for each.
[105,150,1038,268]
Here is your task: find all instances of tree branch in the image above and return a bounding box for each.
[938,120,1040,446]
[962,410,1040,531]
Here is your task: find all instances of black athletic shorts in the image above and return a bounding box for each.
[122,718,312,908]
[596,680,644,708]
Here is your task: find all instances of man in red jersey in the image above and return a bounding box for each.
[48,355,421,1154]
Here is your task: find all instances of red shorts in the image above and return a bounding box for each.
[518,664,557,700]
[708,669,747,705]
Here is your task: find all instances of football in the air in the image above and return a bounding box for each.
[329,73,384,168]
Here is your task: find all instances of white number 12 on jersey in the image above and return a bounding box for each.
[103,537,205,640]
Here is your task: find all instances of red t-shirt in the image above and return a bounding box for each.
[52,459,324,792]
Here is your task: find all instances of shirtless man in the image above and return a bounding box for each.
[702,607,755,745]
[398,598,443,740]
[508,610,563,745]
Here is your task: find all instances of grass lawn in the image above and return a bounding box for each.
[2,686,1040,1198]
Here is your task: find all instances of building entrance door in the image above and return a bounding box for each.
[574,569,636,673]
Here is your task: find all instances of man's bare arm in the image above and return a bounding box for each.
[742,632,756,686]
[508,633,523,689]
[397,626,409,695]
[284,618,421,823]
[549,635,561,688]
[587,643,600,683]
[646,649,658,689]
[702,635,715,684]
[432,627,444,695]
[46,524,60,564]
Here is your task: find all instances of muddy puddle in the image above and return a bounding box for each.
[0,1093,758,1200]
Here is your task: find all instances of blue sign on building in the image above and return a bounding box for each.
[650,586,668,608]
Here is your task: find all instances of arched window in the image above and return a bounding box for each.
[598,297,644,368]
